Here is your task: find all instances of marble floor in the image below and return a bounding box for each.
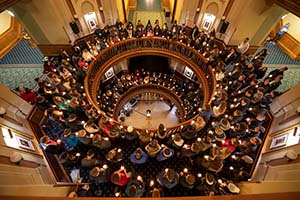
[121,100,180,129]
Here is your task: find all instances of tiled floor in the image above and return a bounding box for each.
[122,100,179,129]
[136,0,162,11]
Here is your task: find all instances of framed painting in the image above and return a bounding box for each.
[16,135,35,151]
[184,67,194,79]
[270,133,288,149]
[105,67,115,79]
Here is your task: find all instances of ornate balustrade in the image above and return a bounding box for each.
[112,84,186,122]
[84,37,216,132]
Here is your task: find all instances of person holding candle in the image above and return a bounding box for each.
[125,177,145,197]
[81,149,100,168]
[110,166,132,186]
[145,139,161,157]
[106,148,124,163]
[89,165,111,184]
[130,147,148,164]
[156,145,174,162]
[61,128,80,151]
[156,168,179,189]
[39,135,65,154]
[92,134,111,149]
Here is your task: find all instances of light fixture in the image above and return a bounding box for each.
[7,10,14,17]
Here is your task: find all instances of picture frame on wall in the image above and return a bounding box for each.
[184,66,194,79]
[270,133,288,149]
[105,67,115,79]
[16,135,35,151]
[87,18,97,31]
[202,20,211,30]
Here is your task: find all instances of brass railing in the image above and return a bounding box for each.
[84,37,216,132]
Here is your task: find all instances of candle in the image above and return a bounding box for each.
[81,121,85,124]
[76,153,81,157]
[75,132,79,136]
[197,138,201,142]
[218,179,222,184]
[120,166,125,170]
[150,180,154,187]
[229,166,234,170]
[115,192,120,197]
[204,155,209,160]
[183,168,188,173]
[56,139,61,144]
[197,173,202,178]
[191,120,195,125]
[103,164,108,169]
[117,148,122,153]
[165,168,169,173]
[137,176,143,182]
[90,134,94,138]
[231,155,237,160]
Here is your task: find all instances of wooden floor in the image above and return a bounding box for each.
[121,100,179,129]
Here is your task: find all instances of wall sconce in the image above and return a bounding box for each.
[99,7,103,11]
[196,8,200,12]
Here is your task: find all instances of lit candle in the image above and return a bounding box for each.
[117,148,122,153]
[120,166,125,170]
[103,164,108,169]
[115,192,120,197]
[76,153,81,157]
[137,176,143,182]
[229,166,234,170]
[218,179,222,184]
[150,180,154,187]
[204,155,209,160]
[56,139,61,144]
[197,173,202,178]
[225,114,229,118]
[197,138,201,142]
[165,168,169,173]
[191,120,195,125]
[231,155,237,160]
[90,134,94,138]
[75,132,79,136]
[81,121,85,124]
[183,168,188,173]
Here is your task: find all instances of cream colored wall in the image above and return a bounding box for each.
[225,0,278,45]
[116,0,125,23]
[251,83,300,182]
[0,11,11,35]
[12,0,72,44]
[174,0,183,23]
[283,13,300,42]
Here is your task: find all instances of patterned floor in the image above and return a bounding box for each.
[0,38,44,90]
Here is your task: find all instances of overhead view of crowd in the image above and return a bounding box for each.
[14,18,288,197]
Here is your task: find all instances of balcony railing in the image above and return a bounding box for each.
[84,37,216,132]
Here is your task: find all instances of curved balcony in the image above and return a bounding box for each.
[84,37,216,132]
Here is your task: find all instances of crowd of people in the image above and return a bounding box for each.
[13,18,289,197]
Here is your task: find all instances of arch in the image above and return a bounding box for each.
[206,2,219,16]
[81,0,95,14]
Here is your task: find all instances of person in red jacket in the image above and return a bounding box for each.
[15,86,37,104]
[110,166,132,186]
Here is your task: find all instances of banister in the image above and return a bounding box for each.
[84,37,216,133]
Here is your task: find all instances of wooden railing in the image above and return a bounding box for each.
[84,37,216,132]
[0,16,22,58]
[112,84,186,122]
[37,44,73,56]
[277,32,300,60]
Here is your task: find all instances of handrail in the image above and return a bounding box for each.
[112,84,186,124]
[84,37,216,133]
